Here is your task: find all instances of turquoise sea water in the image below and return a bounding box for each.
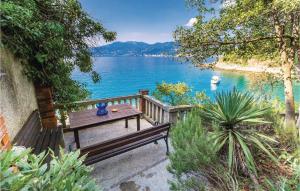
[72,57,300,102]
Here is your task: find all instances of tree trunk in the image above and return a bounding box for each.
[297,107,300,137]
[282,59,296,127]
[273,15,296,127]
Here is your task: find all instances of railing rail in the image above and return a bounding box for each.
[54,94,141,110]
[143,95,168,124]
[167,105,194,124]
[142,95,193,125]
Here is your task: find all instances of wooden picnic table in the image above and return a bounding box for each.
[68,104,142,148]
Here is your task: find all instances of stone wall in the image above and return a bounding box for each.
[0,49,38,140]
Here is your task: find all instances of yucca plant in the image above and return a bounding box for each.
[200,89,278,183]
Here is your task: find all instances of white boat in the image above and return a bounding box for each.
[211,76,221,84]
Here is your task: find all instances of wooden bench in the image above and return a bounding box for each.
[12,110,63,162]
[80,123,171,165]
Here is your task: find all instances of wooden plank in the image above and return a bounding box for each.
[81,126,170,158]
[40,128,53,152]
[80,123,170,154]
[68,104,142,130]
[84,134,165,165]
[34,128,51,154]
[13,111,42,147]
[54,127,63,156]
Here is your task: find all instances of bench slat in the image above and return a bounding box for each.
[24,115,42,147]
[81,123,171,165]
[81,123,170,154]
[84,134,165,165]
[13,111,41,147]
[34,128,51,154]
[50,126,63,156]
[12,110,63,163]
[82,126,169,157]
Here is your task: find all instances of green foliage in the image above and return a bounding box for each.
[270,147,300,190]
[175,0,299,66]
[0,0,116,104]
[168,109,239,191]
[0,147,99,191]
[152,81,210,106]
[169,109,218,175]
[176,0,299,127]
[200,89,277,176]
[200,89,271,128]
[262,100,300,150]
[152,81,192,106]
[169,89,299,190]
[265,177,300,191]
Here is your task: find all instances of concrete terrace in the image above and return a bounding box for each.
[64,118,173,191]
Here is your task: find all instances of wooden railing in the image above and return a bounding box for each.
[142,95,193,124]
[53,92,194,128]
[167,105,194,124]
[143,95,168,124]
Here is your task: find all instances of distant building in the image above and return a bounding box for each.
[222,0,235,7]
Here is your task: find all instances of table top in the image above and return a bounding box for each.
[69,104,142,130]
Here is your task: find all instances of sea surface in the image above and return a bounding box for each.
[72,57,300,102]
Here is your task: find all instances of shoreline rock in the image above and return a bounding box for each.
[214,62,282,74]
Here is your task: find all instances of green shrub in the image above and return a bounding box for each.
[152,81,192,106]
[0,0,116,104]
[200,89,278,178]
[0,147,99,191]
[152,81,210,106]
[168,109,239,191]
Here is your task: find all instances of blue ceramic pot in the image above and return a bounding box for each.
[96,102,108,116]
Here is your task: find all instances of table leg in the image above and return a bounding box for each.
[125,118,128,128]
[74,130,80,149]
[137,114,140,131]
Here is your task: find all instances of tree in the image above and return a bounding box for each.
[0,0,116,104]
[152,81,192,105]
[174,0,300,126]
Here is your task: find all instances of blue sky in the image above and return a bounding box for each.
[79,0,198,44]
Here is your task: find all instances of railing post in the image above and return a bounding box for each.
[139,89,149,113]
[168,110,178,124]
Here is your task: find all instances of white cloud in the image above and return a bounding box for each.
[186,17,198,27]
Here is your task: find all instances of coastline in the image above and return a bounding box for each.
[213,62,281,74]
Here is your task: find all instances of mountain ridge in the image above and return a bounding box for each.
[91,41,177,57]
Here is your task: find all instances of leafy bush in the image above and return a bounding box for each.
[0,0,116,104]
[169,89,298,190]
[152,81,192,106]
[0,147,99,191]
[200,89,278,179]
[168,109,239,191]
[271,148,300,190]
[152,81,209,106]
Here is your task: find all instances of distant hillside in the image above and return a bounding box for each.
[91,41,177,57]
